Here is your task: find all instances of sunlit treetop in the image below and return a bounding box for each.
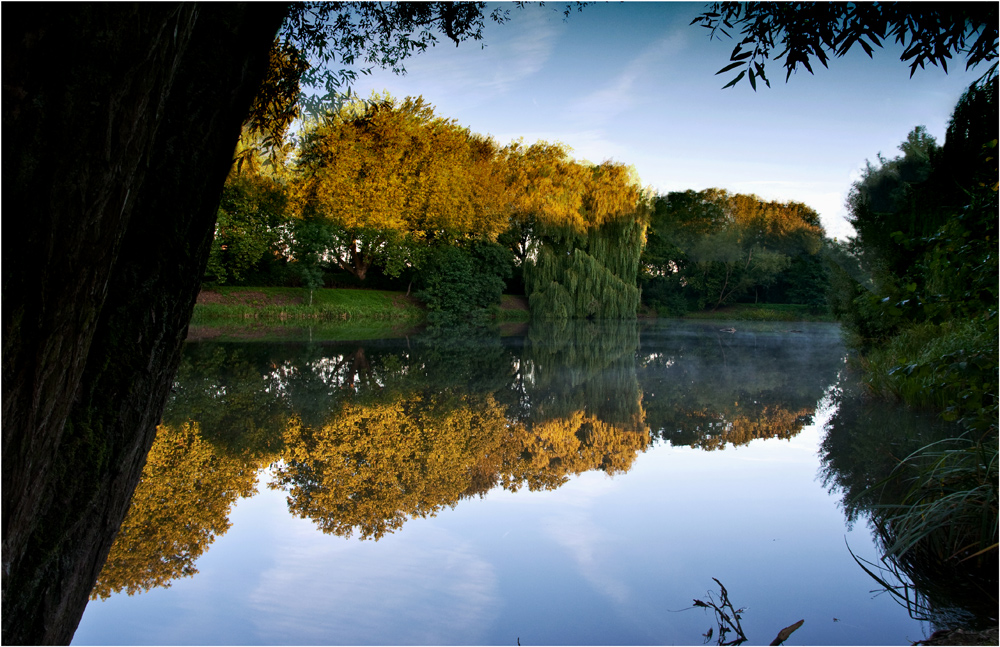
[501,140,587,230]
[501,141,646,238]
[293,95,510,242]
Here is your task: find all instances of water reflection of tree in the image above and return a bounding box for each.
[524,320,645,426]
[96,321,848,598]
[640,323,843,449]
[164,344,294,456]
[90,423,264,599]
[272,320,650,539]
[512,412,650,490]
[819,377,997,630]
[273,392,519,540]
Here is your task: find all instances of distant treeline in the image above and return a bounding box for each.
[206,93,830,320]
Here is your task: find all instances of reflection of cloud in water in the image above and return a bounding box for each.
[541,473,632,607]
[246,524,498,645]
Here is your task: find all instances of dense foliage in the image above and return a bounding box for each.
[206,96,651,319]
[822,80,998,618]
[829,80,998,432]
[640,189,828,315]
[415,241,513,321]
[204,173,290,285]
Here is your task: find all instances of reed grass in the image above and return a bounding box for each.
[880,434,998,566]
[851,432,999,628]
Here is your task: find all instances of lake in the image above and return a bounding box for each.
[72,319,951,645]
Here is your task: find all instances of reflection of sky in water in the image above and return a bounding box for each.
[74,428,930,644]
[73,324,933,646]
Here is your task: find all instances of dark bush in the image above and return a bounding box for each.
[415,241,513,320]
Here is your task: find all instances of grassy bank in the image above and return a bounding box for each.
[191,287,532,326]
[191,287,426,324]
[678,303,835,322]
[194,288,831,326]
[854,315,998,630]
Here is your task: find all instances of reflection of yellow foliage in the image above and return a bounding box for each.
[273,393,521,540]
[513,411,650,489]
[274,390,651,540]
[91,423,263,600]
[683,405,814,451]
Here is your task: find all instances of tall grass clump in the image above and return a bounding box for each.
[859,433,998,627]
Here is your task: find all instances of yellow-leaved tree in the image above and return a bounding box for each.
[292,95,509,281]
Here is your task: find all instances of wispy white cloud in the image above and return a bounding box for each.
[352,7,560,112]
[537,473,635,608]
[245,523,499,645]
[563,29,690,128]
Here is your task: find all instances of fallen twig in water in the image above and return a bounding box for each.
[693,578,748,645]
[690,579,805,646]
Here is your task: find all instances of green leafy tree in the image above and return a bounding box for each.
[835,80,997,353]
[289,216,336,304]
[205,174,290,285]
[830,80,998,437]
[687,230,791,309]
[640,189,825,312]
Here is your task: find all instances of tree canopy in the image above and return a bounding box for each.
[292,95,510,281]
[641,189,826,313]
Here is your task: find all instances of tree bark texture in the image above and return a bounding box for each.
[2,4,287,643]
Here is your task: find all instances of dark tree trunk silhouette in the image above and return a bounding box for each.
[2,4,286,643]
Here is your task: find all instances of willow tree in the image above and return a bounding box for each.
[515,149,650,319]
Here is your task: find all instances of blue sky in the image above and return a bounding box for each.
[346,2,983,240]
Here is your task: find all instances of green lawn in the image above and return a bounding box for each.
[190,287,426,324]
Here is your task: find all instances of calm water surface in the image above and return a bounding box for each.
[73,319,947,645]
